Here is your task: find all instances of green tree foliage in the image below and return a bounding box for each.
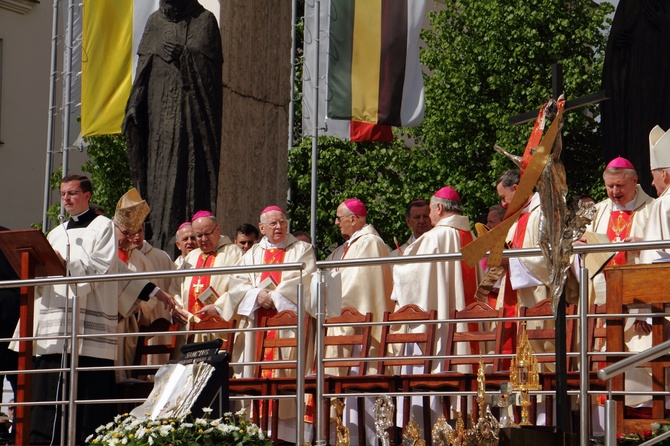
[81,134,132,216]
[289,0,614,258]
[408,0,614,212]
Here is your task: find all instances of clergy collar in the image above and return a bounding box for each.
[67,208,98,229]
[346,224,369,246]
[612,191,637,211]
[260,236,290,250]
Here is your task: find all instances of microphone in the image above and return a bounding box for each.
[58,213,66,225]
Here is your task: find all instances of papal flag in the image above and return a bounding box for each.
[303,0,427,142]
[81,0,220,137]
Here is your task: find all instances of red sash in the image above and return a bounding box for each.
[187,253,217,314]
[607,210,634,266]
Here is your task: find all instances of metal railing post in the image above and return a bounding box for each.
[314,270,326,445]
[579,256,589,446]
[296,282,305,446]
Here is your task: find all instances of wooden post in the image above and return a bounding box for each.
[16,250,35,446]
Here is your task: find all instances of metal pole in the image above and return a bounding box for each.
[314,271,326,445]
[67,290,79,446]
[61,0,75,181]
[578,257,589,446]
[286,0,298,209]
[309,0,321,247]
[555,291,569,433]
[604,398,616,446]
[296,282,305,446]
[42,0,60,232]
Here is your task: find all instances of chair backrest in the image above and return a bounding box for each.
[321,307,373,374]
[132,317,179,378]
[191,314,237,353]
[256,310,309,379]
[378,304,437,374]
[586,303,607,371]
[518,298,577,366]
[443,301,506,373]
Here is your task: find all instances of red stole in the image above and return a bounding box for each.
[118,249,130,265]
[187,253,217,314]
[499,211,532,364]
[256,247,287,420]
[257,248,287,364]
[607,210,634,266]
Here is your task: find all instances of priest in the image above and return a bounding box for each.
[392,186,478,373]
[641,125,670,263]
[228,205,316,442]
[390,199,432,256]
[326,198,393,445]
[172,210,243,331]
[586,156,654,305]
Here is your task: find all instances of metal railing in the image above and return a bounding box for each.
[3,239,670,445]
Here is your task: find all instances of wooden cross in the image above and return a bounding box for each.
[508,64,609,126]
[503,63,609,434]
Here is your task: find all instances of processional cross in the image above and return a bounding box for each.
[464,63,609,433]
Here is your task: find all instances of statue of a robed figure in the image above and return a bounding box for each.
[123,0,223,251]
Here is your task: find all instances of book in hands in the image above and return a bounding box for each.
[197,286,219,306]
[258,275,278,290]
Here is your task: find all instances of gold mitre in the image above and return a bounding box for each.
[649,125,670,170]
[113,188,150,231]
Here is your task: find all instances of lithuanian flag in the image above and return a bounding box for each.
[303,0,427,142]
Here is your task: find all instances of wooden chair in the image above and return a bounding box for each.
[334,304,437,444]
[189,314,237,353]
[277,307,372,444]
[227,310,307,443]
[412,302,509,424]
[117,318,179,412]
[131,317,180,380]
[519,298,577,426]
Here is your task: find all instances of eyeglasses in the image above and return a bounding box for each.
[335,214,355,222]
[266,220,288,228]
[60,190,82,198]
[115,225,139,238]
[180,236,197,242]
[195,227,218,239]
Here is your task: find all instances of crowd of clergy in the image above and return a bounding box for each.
[11,124,670,444]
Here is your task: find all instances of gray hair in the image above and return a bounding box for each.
[430,196,462,215]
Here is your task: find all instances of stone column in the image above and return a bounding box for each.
[218,0,292,237]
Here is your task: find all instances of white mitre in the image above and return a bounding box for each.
[649,125,670,170]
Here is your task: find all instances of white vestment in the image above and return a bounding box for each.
[227,234,316,442]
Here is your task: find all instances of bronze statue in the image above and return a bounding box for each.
[601,0,670,194]
[123,0,222,251]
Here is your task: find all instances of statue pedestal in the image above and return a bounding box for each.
[499,427,575,446]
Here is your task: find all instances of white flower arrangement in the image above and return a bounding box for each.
[86,408,271,446]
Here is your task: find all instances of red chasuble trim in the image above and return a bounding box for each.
[607,210,634,266]
[187,253,217,314]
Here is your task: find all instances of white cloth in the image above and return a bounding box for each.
[171,235,243,319]
[33,214,141,361]
[392,214,477,373]
[641,185,670,263]
[326,224,393,364]
[227,234,316,442]
[228,234,316,377]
